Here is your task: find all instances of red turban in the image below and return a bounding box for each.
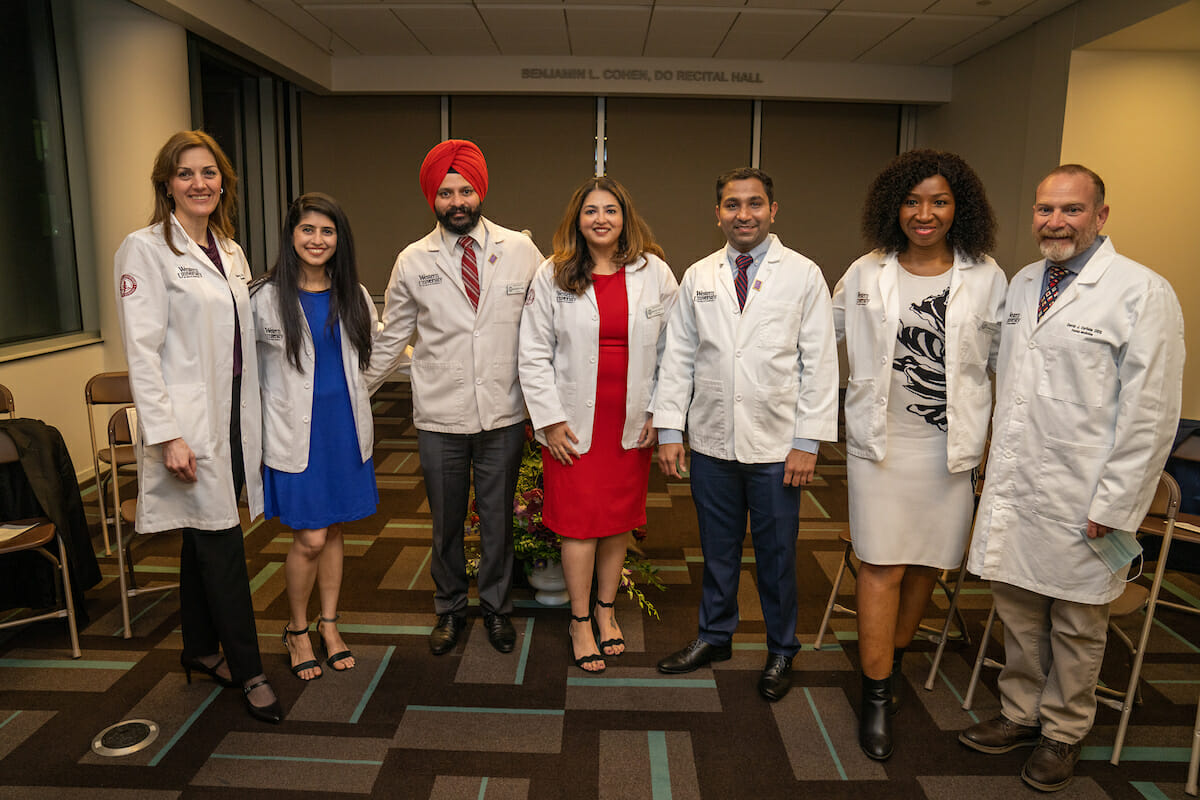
[418,139,489,211]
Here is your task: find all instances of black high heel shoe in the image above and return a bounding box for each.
[569,614,605,673]
[243,677,283,724]
[182,655,236,688]
[593,599,625,656]
[317,614,355,671]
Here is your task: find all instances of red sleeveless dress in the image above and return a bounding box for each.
[541,269,652,539]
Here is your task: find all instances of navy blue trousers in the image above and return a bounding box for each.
[690,451,802,657]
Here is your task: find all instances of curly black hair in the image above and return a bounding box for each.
[861,149,996,260]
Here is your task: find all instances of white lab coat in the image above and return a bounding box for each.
[518,253,680,452]
[833,249,1007,473]
[364,218,543,433]
[654,234,839,462]
[968,237,1185,604]
[114,216,264,533]
[251,281,378,472]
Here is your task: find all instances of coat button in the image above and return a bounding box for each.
[302,416,309,423]
[735,393,743,402]
[586,400,593,407]
[735,349,743,358]
[880,356,887,364]
[1015,396,1024,405]
[304,382,312,389]
[474,330,480,337]
[475,378,483,385]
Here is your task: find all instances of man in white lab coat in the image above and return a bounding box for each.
[654,168,839,702]
[959,165,1185,792]
[366,140,543,655]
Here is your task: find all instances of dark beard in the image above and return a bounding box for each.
[436,205,482,236]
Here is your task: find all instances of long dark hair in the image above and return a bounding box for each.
[551,176,665,294]
[253,192,373,372]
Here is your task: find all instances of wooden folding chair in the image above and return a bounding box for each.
[0,383,14,419]
[85,372,134,555]
[0,429,82,657]
[109,406,179,638]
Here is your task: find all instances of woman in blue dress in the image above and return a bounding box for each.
[252,193,378,681]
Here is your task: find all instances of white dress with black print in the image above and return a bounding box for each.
[846,268,975,569]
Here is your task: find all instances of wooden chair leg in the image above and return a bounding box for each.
[814,542,852,650]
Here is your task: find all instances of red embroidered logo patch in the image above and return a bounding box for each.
[120,274,137,297]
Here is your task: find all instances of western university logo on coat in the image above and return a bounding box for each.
[419,273,442,286]
[119,274,137,297]
[694,290,717,303]
[555,290,577,304]
[177,265,202,279]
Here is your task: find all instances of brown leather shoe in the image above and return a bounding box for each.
[1021,737,1081,792]
[958,714,1042,754]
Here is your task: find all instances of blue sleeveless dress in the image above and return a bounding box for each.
[263,289,378,529]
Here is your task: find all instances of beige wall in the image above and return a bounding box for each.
[915,0,1186,277]
[1060,49,1199,419]
[0,0,192,477]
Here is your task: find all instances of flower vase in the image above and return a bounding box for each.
[527,560,569,606]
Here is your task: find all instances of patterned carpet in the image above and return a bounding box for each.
[0,382,1196,799]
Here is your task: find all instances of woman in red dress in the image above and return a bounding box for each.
[519,177,678,672]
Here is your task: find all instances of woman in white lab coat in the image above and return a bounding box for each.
[114,130,280,723]
[251,193,378,682]
[833,150,1005,760]
[519,177,678,673]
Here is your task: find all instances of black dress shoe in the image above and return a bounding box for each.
[758,654,793,702]
[1021,737,1081,792]
[657,639,732,674]
[484,612,516,653]
[959,714,1041,754]
[430,613,466,655]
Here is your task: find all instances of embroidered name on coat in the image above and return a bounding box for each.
[419,273,442,286]
[177,265,202,279]
[694,290,717,303]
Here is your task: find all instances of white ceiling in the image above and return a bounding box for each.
[250,0,1084,67]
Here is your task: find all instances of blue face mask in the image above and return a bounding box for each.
[1083,528,1143,580]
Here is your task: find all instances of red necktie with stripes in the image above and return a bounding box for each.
[734,253,752,310]
[459,235,479,310]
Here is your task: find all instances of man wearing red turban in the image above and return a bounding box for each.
[366,140,543,656]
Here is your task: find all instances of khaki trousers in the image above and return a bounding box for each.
[991,581,1110,744]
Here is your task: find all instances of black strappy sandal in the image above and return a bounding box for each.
[569,614,605,673]
[317,614,355,671]
[282,625,322,681]
[594,599,625,656]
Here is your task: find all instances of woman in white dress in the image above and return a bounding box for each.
[833,150,1006,761]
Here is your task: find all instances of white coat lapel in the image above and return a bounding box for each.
[431,229,471,302]
[716,252,739,311]
[476,223,505,308]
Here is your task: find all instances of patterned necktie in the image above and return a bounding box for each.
[459,235,479,310]
[1037,264,1069,320]
[734,253,752,310]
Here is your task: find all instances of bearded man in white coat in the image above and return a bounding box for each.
[958,165,1185,792]
[366,140,543,656]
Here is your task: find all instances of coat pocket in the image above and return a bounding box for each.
[166,382,214,460]
[411,360,465,426]
[1032,435,1109,525]
[686,378,727,443]
[1037,335,1113,408]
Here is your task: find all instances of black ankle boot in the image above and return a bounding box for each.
[890,646,907,715]
[860,673,894,761]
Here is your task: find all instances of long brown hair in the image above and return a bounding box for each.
[149,130,239,255]
[550,176,665,294]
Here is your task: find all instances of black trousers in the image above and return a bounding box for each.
[417,421,526,616]
[178,375,263,683]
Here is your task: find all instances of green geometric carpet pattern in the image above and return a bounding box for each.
[0,382,1195,798]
